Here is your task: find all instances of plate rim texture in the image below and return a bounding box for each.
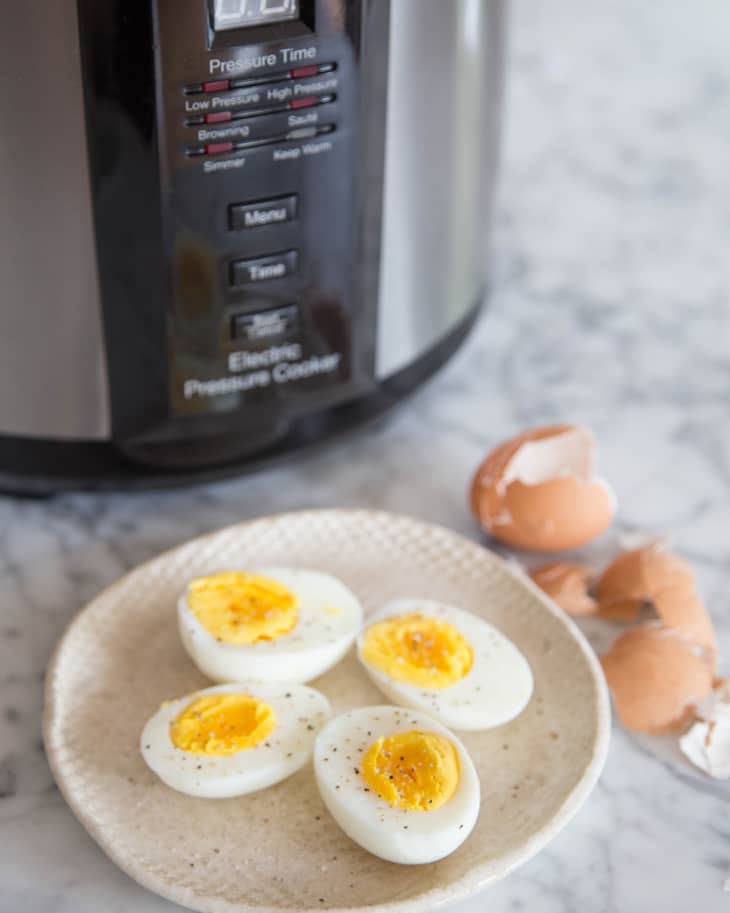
[44,509,611,913]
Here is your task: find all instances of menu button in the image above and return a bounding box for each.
[229,195,298,231]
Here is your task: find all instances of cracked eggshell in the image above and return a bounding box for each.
[698,677,730,721]
[470,425,616,552]
[596,544,717,659]
[600,625,714,735]
[597,543,681,612]
[679,679,730,780]
[530,562,598,616]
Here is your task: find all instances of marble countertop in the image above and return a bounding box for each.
[3,0,730,910]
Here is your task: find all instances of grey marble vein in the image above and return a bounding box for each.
[2,0,730,910]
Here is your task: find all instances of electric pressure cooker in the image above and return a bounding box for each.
[0,0,505,492]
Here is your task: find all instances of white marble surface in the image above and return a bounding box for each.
[3,0,730,910]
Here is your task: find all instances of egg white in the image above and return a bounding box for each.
[314,705,481,864]
[178,566,363,684]
[141,682,331,798]
[357,599,534,730]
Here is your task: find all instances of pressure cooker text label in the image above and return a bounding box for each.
[182,348,342,400]
[229,343,302,371]
[208,46,316,76]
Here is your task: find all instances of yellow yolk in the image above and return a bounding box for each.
[187,572,298,645]
[361,730,460,811]
[169,693,276,756]
[360,613,473,688]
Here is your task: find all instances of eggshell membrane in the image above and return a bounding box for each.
[470,425,615,552]
[470,425,572,518]
[530,562,597,617]
[600,626,714,735]
[469,425,573,518]
[680,715,730,780]
[710,677,730,703]
[596,545,717,657]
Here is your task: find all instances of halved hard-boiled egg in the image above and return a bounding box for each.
[314,706,480,864]
[141,682,331,798]
[357,599,533,730]
[178,567,363,683]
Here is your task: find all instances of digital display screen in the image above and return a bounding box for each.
[213,0,300,30]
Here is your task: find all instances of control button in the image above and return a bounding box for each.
[290,96,319,110]
[203,79,231,93]
[231,305,299,342]
[289,65,319,79]
[291,63,336,79]
[284,123,335,141]
[229,195,298,231]
[205,111,233,124]
[231,251,298,286]
[205,141,234,156]
[286,126,320,141]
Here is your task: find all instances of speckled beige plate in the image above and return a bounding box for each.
[44,510,610,913]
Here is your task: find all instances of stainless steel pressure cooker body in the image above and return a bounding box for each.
[0,0,505,491]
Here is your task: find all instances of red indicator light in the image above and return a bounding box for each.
[290,65,319,79]
[203,79,231,93]
[205,111,233,124]
[205,142,234,156]
[290,96,318,110]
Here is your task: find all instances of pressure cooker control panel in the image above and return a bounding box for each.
[183,63,338,157]
[154,0,369,424]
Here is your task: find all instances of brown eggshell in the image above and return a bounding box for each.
[530,562,598,616]
[600,626,714,735]
[596,543,694,608]
[469,424,574,517]
[597,598,645,623]
[652,588,717,662]
[596,544,717,656]
[470,425,615,552]
[500,477,615,551]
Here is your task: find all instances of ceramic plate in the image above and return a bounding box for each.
[44,510,610,913]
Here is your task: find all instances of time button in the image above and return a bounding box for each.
[230,250,298,286]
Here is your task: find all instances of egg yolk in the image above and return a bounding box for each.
[170,693,276,756]
[187,572,298,645]
[361,730,460,811]
[360,613,473,688]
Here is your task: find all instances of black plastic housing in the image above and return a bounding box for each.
[76,0,383,468]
